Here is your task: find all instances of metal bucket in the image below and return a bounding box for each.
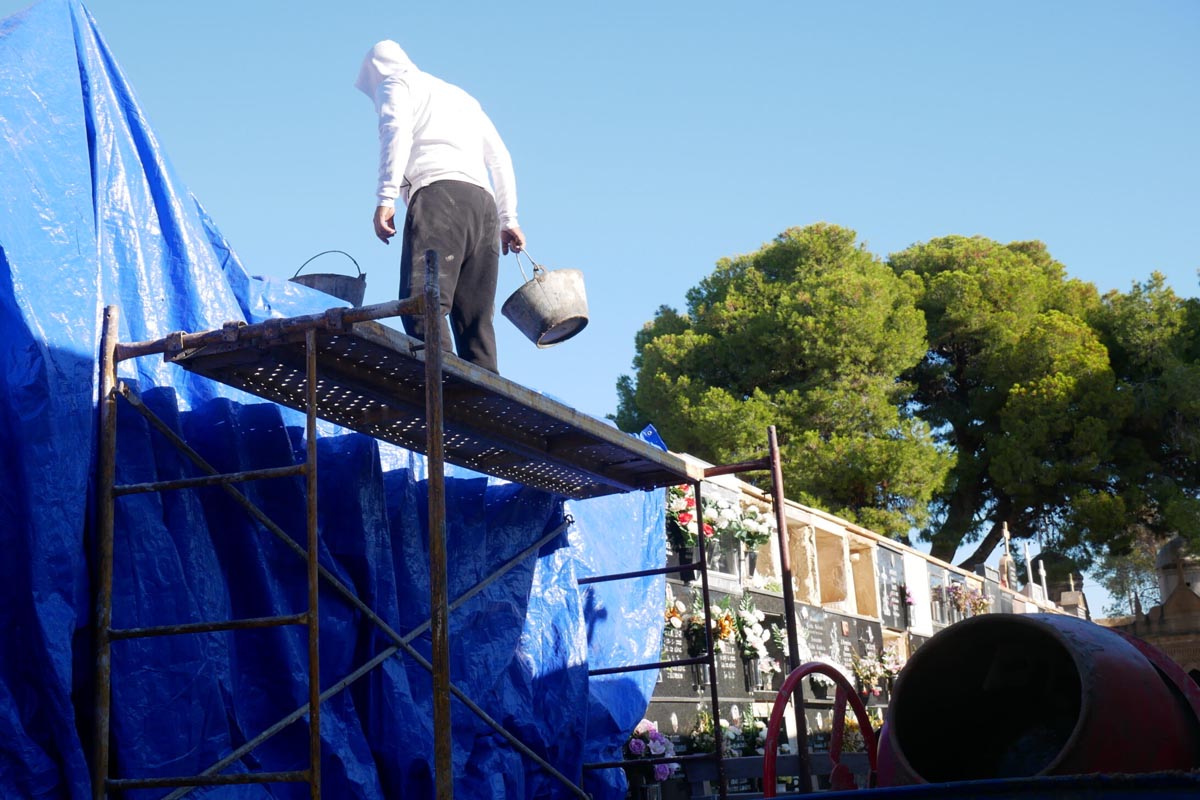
[290,250,366,307]
[878,613,1200,786]
[501,252,588,348]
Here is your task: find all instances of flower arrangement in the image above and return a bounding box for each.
[809,671,836,698]
[739,709,766,754]
[705,496,742,537]
[664,599,685,631]
[624,719,678,782]
[946,582,991,616]
[851,651,886,694]
[880,644,906,681]
[701,495,777,550]
[827,708,884,754]
[686,709,717,753]
[732,594,777,662]
[745,573,783,593]
[686,709,745,755]
[683,594,736,656]
[734,502,776,549]
[666,485,713,549]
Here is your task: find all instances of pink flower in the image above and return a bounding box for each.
[677,511,694,526]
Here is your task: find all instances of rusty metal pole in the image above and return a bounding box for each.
[693,480,728,800]
[304,328,322,798]
[768,425,810,790]
[93,305,120,800]
[423,250,452,799]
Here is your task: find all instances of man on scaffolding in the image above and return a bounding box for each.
[356,39,524,374]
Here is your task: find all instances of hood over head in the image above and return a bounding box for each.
[355,40,416,99]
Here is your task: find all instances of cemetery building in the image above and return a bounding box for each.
[1099,535,1200,685]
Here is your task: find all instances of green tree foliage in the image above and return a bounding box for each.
[619,225,1198,571]
[891,236,1115,563]
[892,238,1200,566]
[1089,274,1200,549]
[615,224,952,538]
[1089,526,1161,618]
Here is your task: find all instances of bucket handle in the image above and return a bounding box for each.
[293,249,364,279]
[512,250,547,284]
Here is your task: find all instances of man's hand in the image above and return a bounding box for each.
[373,205,397,244]
[501,226,525,255]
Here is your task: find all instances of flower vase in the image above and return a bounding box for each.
[691,662,708,691]
[623,763,663,800]
[677,546,695,582]
[704,538,720,572]
[744,549,758,576]
[809,676,829,701]
[743,657,760,693]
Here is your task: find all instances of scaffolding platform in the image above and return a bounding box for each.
[98,281,778,799]
[164,311,702,499]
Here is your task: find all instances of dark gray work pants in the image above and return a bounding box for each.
[399,180,500,373]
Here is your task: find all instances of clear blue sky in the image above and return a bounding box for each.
[6,0,1195,610]
[4,0,1196,423]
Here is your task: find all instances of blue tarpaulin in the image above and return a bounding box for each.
[0,1,665,796]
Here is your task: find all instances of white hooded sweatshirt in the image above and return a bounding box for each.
[355,40,518,230]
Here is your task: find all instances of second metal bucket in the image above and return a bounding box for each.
[501,252,589,348]
[290,250,367,307]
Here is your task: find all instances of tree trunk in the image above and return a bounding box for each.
[957,520,1005,573]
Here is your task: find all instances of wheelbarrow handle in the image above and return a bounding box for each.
[292,249,363,279]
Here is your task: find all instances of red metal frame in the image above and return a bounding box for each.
[762,662,878,796]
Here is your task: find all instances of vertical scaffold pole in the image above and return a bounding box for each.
[769,425,809,789]
[693,480,729,799]
[93,305,120,800]
[304,328,322,798]
[423,250,452,799]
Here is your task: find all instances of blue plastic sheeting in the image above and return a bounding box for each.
[568,492,666,799]
[0,1,665,797]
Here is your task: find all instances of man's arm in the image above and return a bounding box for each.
[372,78,413,243]
[480,111,523,253]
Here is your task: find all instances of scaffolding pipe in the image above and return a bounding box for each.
[108,770,309,790]
[768,425,810,789]
[304,328,322,798]
[112,464,305,496]
[113,296,422,361]
[92,305,119,800]
[588,655,710,676]
[577,562,701,585]
[693,479,729,800]
[110,613,307,640]
[422,250,452,799]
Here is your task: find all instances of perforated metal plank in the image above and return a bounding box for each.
[167,319,701,498]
